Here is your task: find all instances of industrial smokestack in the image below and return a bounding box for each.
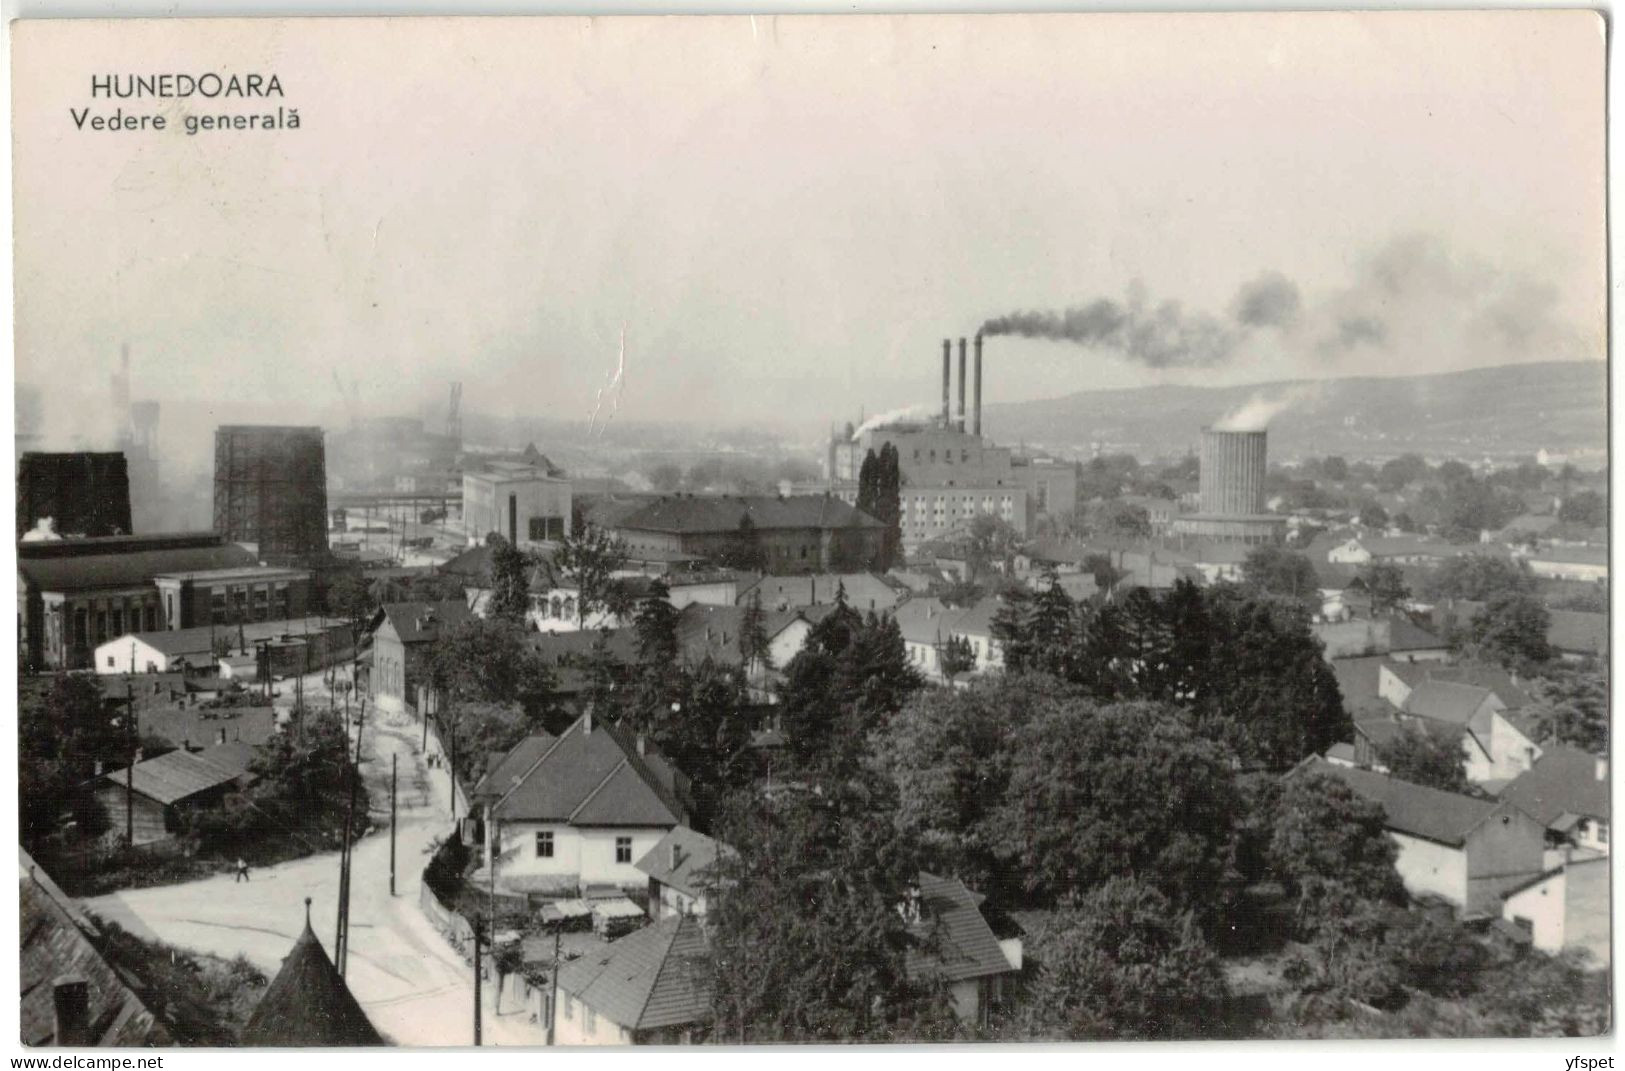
[973,334,983,437]
[941,339,951,427]
[957,338,968,432]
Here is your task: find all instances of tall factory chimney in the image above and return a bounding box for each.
[941,339,952,427]
[973,334,983,437]
[957,337,968,432]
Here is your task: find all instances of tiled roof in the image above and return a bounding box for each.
[906,873,1014,983]
[892,598,958,646]
[490,714,685,827]
[1305,760,1506,847]
[738,572,903,612]
[101,744,257,806]
[1547,610,1608,656]
[1384,661,1530,708]
[673,603,805,667]
[949,594,1004,639]
[471,732,556,803]
[527,627,641,667]
[1498,745,1610,827]
[634,826,732,899]
[19,537,258,594]
[1385,615,1445,652]
[1402,680,1498,727]
[555,915,712,1032]
[112,616,343,658]
[20,851,171,1046]
[373,600,473,644]
[241,914,384,1046]
[613,494,884,535]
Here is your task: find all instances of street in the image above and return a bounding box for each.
[86,691,549,1047]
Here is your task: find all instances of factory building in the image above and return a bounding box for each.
[462,461,572,547]
[153,565,313,631]
[609,494,885,575]
[17,532,259,670]
[820,335,1031,550]
[16,452,133,539]
[1170,427,1287,545]
[212,426,331,564]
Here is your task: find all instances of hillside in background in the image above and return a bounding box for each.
[981,360,1608,465]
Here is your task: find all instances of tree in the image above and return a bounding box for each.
[650,657,755,827]
[1023,880,1228,1040]
[429,617,560,770]
[1357,502,1389,529]
[1440,477,1521,541]
[486,534,533,623]
[777,605,920,775]
[1240,546,1321,612]
[1523,667,1608,753]
[1456,590,1553,669]
[739,591,773,675]
[708,779,957,1042]
[1268,770,1404,941]
[990,698,1239,917]
[1423,555,1534,603]
[1375,726,1470,795]
[964,514,1019,584]
[1377,454,1429,492]
[1558,490,1606,528]
[633,579,680,669]
[1359,562,1410,614]
[326,570,375,637]
[935,635,976,680]
[874,443,903,570]
[718,514,767,572]
[547,527,630,627]
[1320,456,1349,482]
[1088,499,1151,542]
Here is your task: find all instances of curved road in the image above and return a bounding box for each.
[86,699,548,1047]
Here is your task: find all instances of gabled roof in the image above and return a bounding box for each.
[241,911,384,1046]
[906,873,1015,983]
[1385,615,1445,652]
[1498,745,1610,827]
[20,851,171,1046]
[371,600,473,644]
[892,598,958,646]
[471,732,556,803]
[555,914,712,1032]
[1303,760,1511,847]
[1402,680,1500,727]
[101,744,257,806]
[673,603,806,667]
[490,714,685,827]
[527,627,641,667]
[634,826,732,899]
[1383,661,1531,709]
[949,594,1004,639]
[613,494,884,535]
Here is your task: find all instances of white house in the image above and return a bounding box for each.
[1522,544,1608,583]
[636,826,731,920]
[1498,745,1610,857]
[1501,856,1610,968]
[552,914,711,1045]
[948,595,1005,675]
[892,598,959,681]
[906,873,1022,1027]
[475,711,688,898]
[531,572,740,633]
[1400,680,1542,784]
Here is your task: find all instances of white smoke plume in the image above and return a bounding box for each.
[1212,383,1321,432]
[851,403,936,439]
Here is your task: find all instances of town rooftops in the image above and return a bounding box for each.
[555,914,712,1032]
[1301,760,1521,848]
[739,572,904,612]
[1402,680,1500,727]
[489,714,686,827]
[470,732,557,804]
[107,616,343,659]
[612,494,884,534]
[635,826,733,899]
[1497,745,1610,828]
[101,743,258,806]
[1385,615,1446,653]
[21,850,171,1046]
[893,597,958,646]
[18,533,259,594]
[371,600,474,644]
[1385,661,1531,709]
[906,872,1016,984]
[240,907,384,1046]
[673,603,807,666]
[1527,544,1608,567]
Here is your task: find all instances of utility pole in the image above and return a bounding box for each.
[546,927,560,1044]
[473,917,483,1046]
[125,691,135,846]
[389,752,397,896]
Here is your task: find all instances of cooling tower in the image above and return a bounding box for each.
[1199,428,1268,516]
[213,426,329,563]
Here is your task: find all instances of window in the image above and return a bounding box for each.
[535,831,554,858]
[585,1007,597,1032]
[615,836,632,864]
[563,994,574,1021]
[1599,822,1609,846]
[106,656,115,668]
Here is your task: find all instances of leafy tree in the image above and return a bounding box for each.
[1440,477,1521,541]
[855,449,880,518]
[1081,552,1125,594]
[650,657,755,828]
[719,514,767,572]
[739,591,773,675]
[1455,590,1553,669]
[1558,490,1606,528]
[1088,499,1151,542]
[1357,502,1390,529]
[326,570,376,636]
[1240,546,1321,612]
[429,617,560,766]
[1422,554,1534,603]
[1268,770,1404,941]
[546,527,630,627]
[1377,454,1429,492]
[777,604,919,774]
[935,634,976,679]
[1436,460,1474,484]
[965,514,1020,584]
[486,533,534,623]
[1375,726,1470,795]
[1359,562,1410,614]
[874,443,903,570]
[633,578,680,669]
[708,779,957,1042]
[1023,880,1228,1040]
[1319,456,1350,482]
[1523,667,1609,753]
[1391,511,1419,533]
[991,698,1239,916]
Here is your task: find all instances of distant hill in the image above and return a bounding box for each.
[981,360,1607,465]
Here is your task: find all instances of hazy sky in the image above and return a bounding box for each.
[12,12,1606,461]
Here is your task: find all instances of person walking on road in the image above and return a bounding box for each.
[235,858,250,883]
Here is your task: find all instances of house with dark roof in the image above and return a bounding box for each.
[636,826,732,920]
[948,594,1006,674]
[737,572,905,615]
[18,532,260,670]
[20,850,172,1046]
[1377,660,1531,713]
[364,599,473,713]
[1497,745,1610,856]
[906,873,1021,1027]
[479,712,689,897]
[553,914,712,1045]
[893,597,962,681]
[1293,760,1545,916]
[94,743,259,846]
[240,901,384,1046]
[608,494,886,575]
[1523,543,1608,583]
[1399,679,1542,784]
[1500,855,1610,969]
[1439,601,1608,664]
[1384,615,1449,661]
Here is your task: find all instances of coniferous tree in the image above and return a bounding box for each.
[487,534,534,622]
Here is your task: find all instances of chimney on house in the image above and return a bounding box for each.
[1597,757,1608,781]
[636,734,647,756]
[93,759,103,776]
[218,728,227,746]
[973,333,983,437]
[584,706,594,735]
[940,339,951,427]
[670,842,683,871]
[957,338,968,431]
[52,976,90,1046]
